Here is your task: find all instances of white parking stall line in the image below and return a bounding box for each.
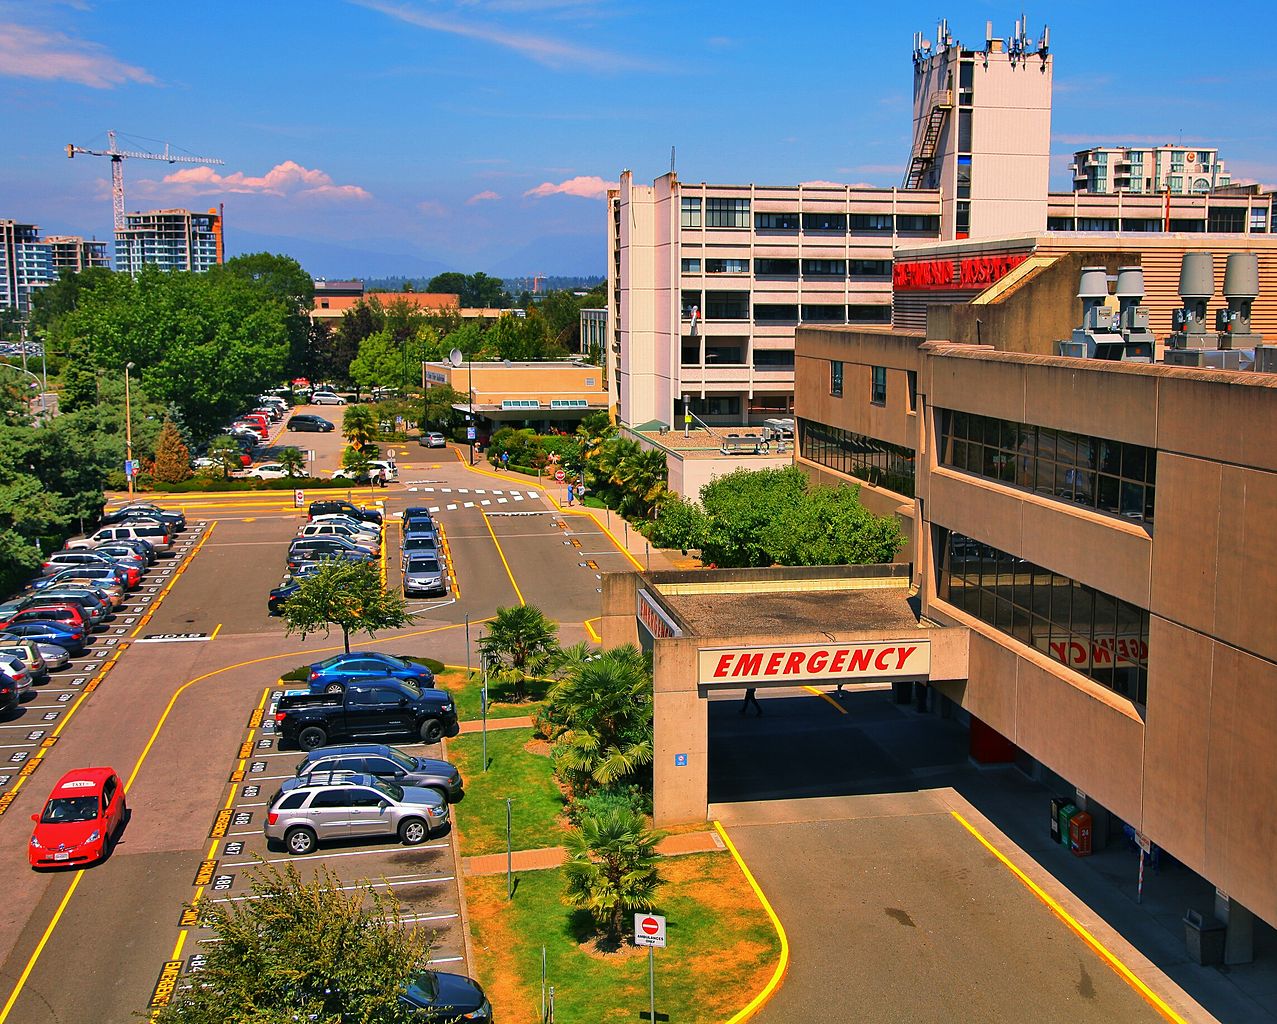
[429,506,440,513]
[463,502,474,508]
[497,498,508,504]
[426,956,465,965]
[446,504,457,511]
[513,494,523,501]
[480,500,491,506]
[457,488,469,493]
[528,491,540,498]
[211,875,455,903]
[474,489,486,494]
[223,843,449,868]
[490,490,503,495]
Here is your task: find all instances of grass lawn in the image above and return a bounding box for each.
[466,852,781,1024]
[446,728,564,857]
[434,668,550,722]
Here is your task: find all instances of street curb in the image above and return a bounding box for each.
[441,732,479,980]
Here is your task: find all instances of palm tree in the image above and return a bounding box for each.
[342,404,378,451]
[478,604,559,700]
[276,446,306,478]
[564,806,662,945]
[544,644,653,796]
[615,447,669,518]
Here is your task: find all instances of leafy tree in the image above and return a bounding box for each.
[321,302,381,384]
[443,320,487,359]
[153,862,430,1024]
[645,494,709,553]
[427,271,509,309]
[484,310,564,361]
[564,806,662,945]
[151,420,193,484]
[214,253,314,376]
[342,404,379,450]
[544,644,654,797]
[424,272,468,300]
[348,330,401,398]
[698,466,807,567]
[613,447,668,518]
[340,444,375,483]
[281,560,409,654]
[421,383,465,437]
[478,604,559,700]
[206,435,245,480]
[275,446,306,478]
[762,484,904,565]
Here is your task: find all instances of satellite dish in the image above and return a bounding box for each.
[449,348,463,368]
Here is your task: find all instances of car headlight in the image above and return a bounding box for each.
[462,1000,491,1019]
[87,830,101,844]
[30,835,41,848]
[441,702,453,711]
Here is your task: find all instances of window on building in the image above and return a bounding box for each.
[938,410,1157,524]
[681,197,702,228]
[703,290,749,319]
[802,212,847,231]
[1171,151,1185,171]
[798,418,915,497]
[681,258,701,273]
[958,60,974,103]
[755,258,799,275]
[897,214,941,234]
[957,155,972,199]
[847,305,892,323]
[829,360,843,397]
[753,349,794,368]
[681,343,701,365]
[705,258,750,274]
[802,259,846,276]
[801,305,846,322]
[704,344,744,364]
[848,259,891,277]
[1250,207,1270,233]
[705,198,750,228]
[1076,218,1119,232]
[954,202,971,236]
[754,304,799,322]
[1120,218,1160,232]
[958,110,972,151]
[906,371,918,413]
[870,366,887,405]
[689,396,741,417]
[851,213,894,232]
[681,290,702,318]
[1169,218,1205,233]
[1207,208,1246,233]
[936,529,1149,704]
[1048,217,1076,230]
[755,211,800,230]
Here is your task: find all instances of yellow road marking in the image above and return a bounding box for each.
[801,686,848,714]
[950,811,1188,1024]
[713,821,789,1023]
[209,622,223,641]
[583,618,601,643]
[481,511,524,606]
[0,870,86,1023]
[434,520,461,597]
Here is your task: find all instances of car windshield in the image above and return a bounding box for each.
[40,795,99,823]
[371,778,404,802]
[407,559,441,573]
[386,750,416,772]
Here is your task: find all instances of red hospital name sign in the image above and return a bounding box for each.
[698,640,930,686]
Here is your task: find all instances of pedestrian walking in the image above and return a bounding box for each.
[566,483,575,506]
[500,451,510,471]
[740,687,762,716]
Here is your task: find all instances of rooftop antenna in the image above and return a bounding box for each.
[670,146,676,174]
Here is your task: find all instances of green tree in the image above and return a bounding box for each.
[214,253,314,377]
[484,310,563,361]
[281,560,409,654]
[205,435,244,480]
[151,420,192,484]
[699,466,808,567]
[563,806,662,945]
[545,644,654,797]
[342,404,379,450]
[645,494,709,553]
[425,272,468,300]
[762,483,904,565]
[153,862,430,1024]
[275,446,306,478]
[613,447,668,519]
[477,604,559,700]
[340,444,375,482]
[421,383,465,437]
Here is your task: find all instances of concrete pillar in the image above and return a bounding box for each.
[892,680,912,704]
[652,639,708,825]
[1214,895,1255,966]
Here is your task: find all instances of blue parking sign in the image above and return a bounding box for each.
[674,753,688,767]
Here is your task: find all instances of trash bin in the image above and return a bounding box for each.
[1183,910,1227,966]
[1058,803,1077,847]
[1069,811,1092,856]
[1049,797,1069,843]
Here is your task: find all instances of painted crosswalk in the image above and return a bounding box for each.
[406,485,539,501]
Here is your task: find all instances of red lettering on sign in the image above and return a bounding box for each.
[713,654,734,679]
[895,646,918,670]
[829,649,849,673]
[764,652,785,676]
[783,651,806,675]
[733,652,764,677]
[894,253,1027,291]
[873,648,893,671]
[807,650,829,673]
[846,648,873,672]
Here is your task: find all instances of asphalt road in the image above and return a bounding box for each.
[0,423,612,1023]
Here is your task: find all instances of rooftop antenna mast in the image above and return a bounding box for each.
[670,146,676,175]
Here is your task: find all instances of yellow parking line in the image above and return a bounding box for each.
[0,871,87,1023]
[951,811,1188,1024]
[801,686,848,714]
[481,511,524,606]
[713,821,789,1023]
[132,522,217,638]
[209,623,223,641]
[435,520,460,598]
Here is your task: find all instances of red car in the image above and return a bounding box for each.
[29,767,127,868]
[1,603,88,632]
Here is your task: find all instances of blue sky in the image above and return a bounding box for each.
[2,1,1275,278]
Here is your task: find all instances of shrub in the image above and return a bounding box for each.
[565,784,652,826]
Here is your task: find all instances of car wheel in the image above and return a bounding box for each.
[285,826,317,855]
[420,719,445,744]
[323,682,344,694]
[399,818,428,845]
[298,726,327,751]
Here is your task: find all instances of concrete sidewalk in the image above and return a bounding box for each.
[462,829,724,877]
[457,716,533,735]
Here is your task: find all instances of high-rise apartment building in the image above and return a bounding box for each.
[1071,145,1231,195]
[0,221,57,314]
[115,208,223,275]
[45,235,110,275]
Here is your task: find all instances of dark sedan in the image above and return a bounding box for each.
[308,653,435,692]
[287,413,335,432]
[292,743,463,803]
[401,971,491,1022]
[100,502,185,531]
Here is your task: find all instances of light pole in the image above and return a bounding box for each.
[124,361,136,495]
[467,356,475,466]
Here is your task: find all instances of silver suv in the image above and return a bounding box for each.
[263,773,448,855]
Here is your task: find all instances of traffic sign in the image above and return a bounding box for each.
[466,427,477,441]
[554,469,566,483]
[634,913,666,948]
[293,489,305,508]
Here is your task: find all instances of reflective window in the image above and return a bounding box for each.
[755,258,798,275]
[704,291,749,319]
[798,418,915,497]
[871,366,887,405]
[755,212,799,229]
[705,198,750,228]
[937,529,1149,704]
[681,197,701,228]
[680,258,701,273]
[802,212,847,231]
[829,361,843,397]
[802,259,846,277]
[705,258,750,274]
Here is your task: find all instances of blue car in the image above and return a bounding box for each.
[1,621,87,656]
[308,653,435,693]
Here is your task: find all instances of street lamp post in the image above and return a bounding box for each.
[467,357,475,466]
[124,361,136,495]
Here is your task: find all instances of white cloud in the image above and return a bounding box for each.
[159,161,371,201]
[467,190,502,204]
[417,200,449,217]
[0,22,154,88]
[524,175,616,199]
[800,180,845,188]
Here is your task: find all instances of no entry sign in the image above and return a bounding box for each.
[634,913,666,948]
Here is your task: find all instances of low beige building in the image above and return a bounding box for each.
[422,358,606,438]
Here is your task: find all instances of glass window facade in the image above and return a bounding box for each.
[705,258,750,274]
[681,197,702,228]
[829,360,843,396]
[755,303,799,322]
[704,290,749,319]
[937,529,1149,704]
[755,258,799,275]
[939,410,1156,524]
[802,259,846,276]
[802,212,847,231]
[706,198,750,228]
[870,366,887,405]
[680,258,701,273]
[798,418,915,497]
[755,211,799,230]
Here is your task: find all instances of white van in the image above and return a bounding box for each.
[66,523,172,552]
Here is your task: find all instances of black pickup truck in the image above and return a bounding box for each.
[275,679,459,750]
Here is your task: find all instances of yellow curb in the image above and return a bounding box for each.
[713,820,789,1023]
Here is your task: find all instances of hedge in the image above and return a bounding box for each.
[142,476,369,494]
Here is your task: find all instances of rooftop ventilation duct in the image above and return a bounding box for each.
[1218,253,1262,346]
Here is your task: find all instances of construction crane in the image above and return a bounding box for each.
[66,130,224,232]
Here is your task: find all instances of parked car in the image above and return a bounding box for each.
[404,555,447,597]
[308,653,435,692]
[265,563,323,615]
[292,744,463,803]
[100,503,184,531]
[0,653,33,697]
[242,463,291,480]
[287,537,376,571]
[2,603,88,634]
[308,514,381,541]
[309,499,382,525]
[28,587,111,626]
[98,536,156,564]
[263,773,448,855]
[401,532,444,569]
[311,390,347,405]
[1,620,86,656]
[0,639,48,684]
[241,413,272,434]
[287,413,335,432]
[419,432,447,449]
[296,523,380,555]
[332,459,398,483]
[34,568,127,602]
[28,767,127,868]
[0,669,20,719]
[40,550,123,574]
[400,971,492,1023]
[66,524,162,552]
[274,680,457,749]
[88,544,148,576]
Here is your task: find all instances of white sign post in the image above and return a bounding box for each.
[634,913,666,1024]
